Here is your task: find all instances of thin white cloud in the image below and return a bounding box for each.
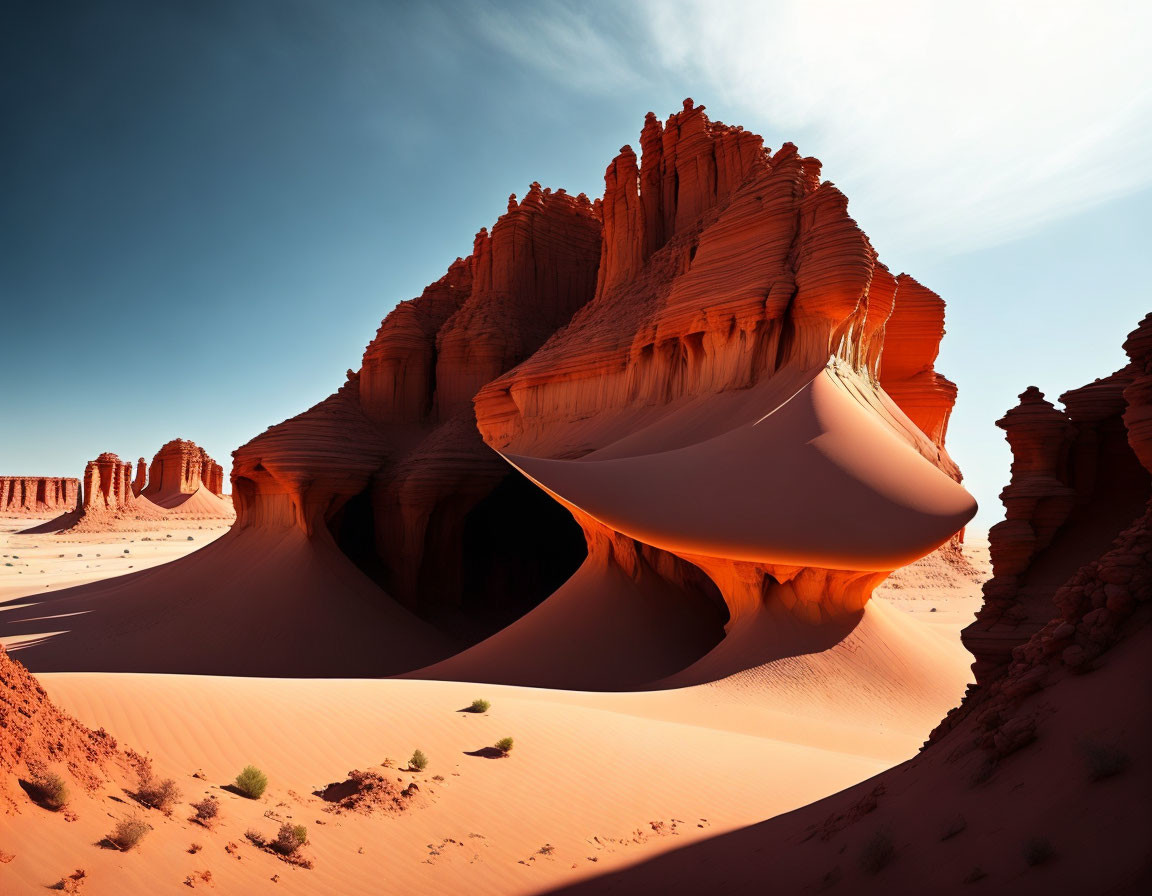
[475,1,641,91]
[639,0,1152,254]
[475,0,1152,257]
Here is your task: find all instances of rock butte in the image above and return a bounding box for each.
[0,477,78,517]
[0,101,975,681]
[23,439,233,534]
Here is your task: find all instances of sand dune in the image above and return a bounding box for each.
[0,516,987,895]
[0,522,452,676]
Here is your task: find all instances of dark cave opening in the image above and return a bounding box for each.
[455,470,587,640]
[327,487,389,587]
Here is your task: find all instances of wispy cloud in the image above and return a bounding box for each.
[474,0,642,91]
[476,0,1152,257]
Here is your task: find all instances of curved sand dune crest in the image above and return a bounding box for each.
[504,366,976,573]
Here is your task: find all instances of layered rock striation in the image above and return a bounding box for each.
[142,438,226,503]
[0,477,79,517]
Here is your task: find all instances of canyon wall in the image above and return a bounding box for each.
[0,477,79,517]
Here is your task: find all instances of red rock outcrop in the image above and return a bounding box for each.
[0,644,130,806]
[963,351,1150,679]
[81,452,136,514]
[448,102,972,684]
[23,440,233,534]
[131,457,147,496]
[552,312,1152,896]
[2,101,973,680]
[233,184,601,626]
[142,438,226,501]
[0,477,79,517]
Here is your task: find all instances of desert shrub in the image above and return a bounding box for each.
[859,830,895,874]
[234,765,268,799]
[108,815,150,850]
[191,797,219,827]
[538,843,555,855]
[272,823,308,856]
[137,772,181,811]
[32,771,69,810]
[941,814,967,840]
[494,737,514,755]
[1082,741,1130,781]
[409,749,428,771]
[1023,836,1054,867]
[468,699,491,713]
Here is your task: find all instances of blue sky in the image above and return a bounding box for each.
[2,0,1149,529]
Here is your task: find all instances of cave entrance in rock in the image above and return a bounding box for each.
[455,470,587,641]
[327,487,388,589]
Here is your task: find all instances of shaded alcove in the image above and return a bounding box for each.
[454,470,587,640]
[327,486,390,587]
[326,470,588,646]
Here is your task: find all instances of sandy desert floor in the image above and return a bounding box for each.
[0,519,990,895]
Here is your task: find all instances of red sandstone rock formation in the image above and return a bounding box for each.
[81,452,136,515]
[445,101,971,684]
[225,99,972,686]
[23,440,233,534]
[963,347,1150,679]
[142,438,226,502]
[552,312,1152,895]
[233,184,601,624]
[0,477,79,517]
[1,101,972,680]
[131,457,147,496]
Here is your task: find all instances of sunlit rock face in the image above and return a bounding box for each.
[0,477,78,516]
[474,100,973,664]
[222,99,974,681]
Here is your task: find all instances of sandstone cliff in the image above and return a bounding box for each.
[0,477,78,517]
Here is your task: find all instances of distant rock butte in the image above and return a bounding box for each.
[224,99,975,684]
[141,438,226,504]
[0,477,78,517]
[22,440,232,533]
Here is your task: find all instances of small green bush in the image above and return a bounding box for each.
[272,823,308,856]
[234,765,268,799]
[859,830,895,875]
[109,815,150,850]
[494,737,514,755]
[409,749,429,771]
[468,698,491,713]
[32,771,69,810]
